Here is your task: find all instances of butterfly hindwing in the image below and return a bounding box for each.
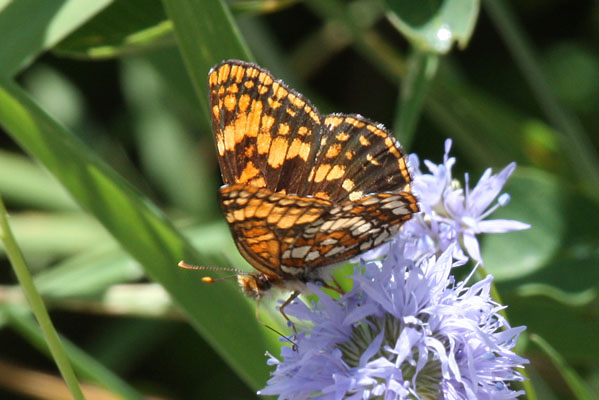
[280,191,419,269]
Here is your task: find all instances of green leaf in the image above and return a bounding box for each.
[143,46,208,126]
[385,0,480,54]
[482,168,564,280]
[22,65,86,131]
[0,78,278,389]
[0,0,111,76]
[426,69,533,169]
[515,283,596,308]
[54,0,174,60]
[483,167,599,281]
[0,212,114,259]
[33,221,242,301]
[120,57,217,217]
[33,243,143,298]
[484,0,599,201]
[0,196,85,400]
[52,0,297,60]
[505,292,599,363]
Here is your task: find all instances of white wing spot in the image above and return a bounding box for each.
[360,197,380,206]
[348,191,363,201]
[281,265,303,275]
[321,238,338,246]
[374,230,390,246]
[325,246,345,256]
[392,206,409,215]
[382,200,406,209]
[330,207,342,215]
[319,219,336,231]
[290,245,311,258]
[304,222,322,235]
[352,222,372,236]
[359,240,373,251]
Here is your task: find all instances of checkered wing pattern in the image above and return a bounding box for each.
[209,60,322,194]
[301,114,413,203]
[209,60,419,277]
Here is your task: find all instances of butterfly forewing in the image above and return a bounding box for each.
[209,61,322,194]
[300,114,413,203]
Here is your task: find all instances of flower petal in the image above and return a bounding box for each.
[477,219,531,233]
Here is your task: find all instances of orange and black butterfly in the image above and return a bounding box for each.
[179,60,419,315]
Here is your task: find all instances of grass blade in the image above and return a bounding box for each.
[0,195,85,400]
[484,0,599,200]
[161,0,253,116]
[393,50,439,148]
[529,334,595,400]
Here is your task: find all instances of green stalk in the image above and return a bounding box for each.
[484,0,599,201]
[394,50,439,149]
[530,334,594,400]
[304,0,406,81]
[0,194,85,400]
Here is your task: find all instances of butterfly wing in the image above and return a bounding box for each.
[280,191,419,269]
[219,184,331,278]
[211,60,419,278]
[298,114,413,203]
[209,60,322,194]
[220,184,418,275]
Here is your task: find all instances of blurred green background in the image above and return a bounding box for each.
[0,0,597,399]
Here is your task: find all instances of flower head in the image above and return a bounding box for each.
[403,139,530,264]
[260,140,530,399]
[260,245,528,400]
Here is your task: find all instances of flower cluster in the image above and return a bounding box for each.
[260,140,530,399]
[401,139,530,264]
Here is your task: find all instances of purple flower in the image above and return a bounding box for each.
[402,139,530,264]
[259,245,528,399]
[260,140,530,399]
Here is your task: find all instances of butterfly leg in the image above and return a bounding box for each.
[279,290,301,336]
[252,298,297,348]
[332,277,346,294]
[322,277,345,295]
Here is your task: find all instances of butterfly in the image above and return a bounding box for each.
[179,60,419,321]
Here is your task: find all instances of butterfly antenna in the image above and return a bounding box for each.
[177,260,249,283]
